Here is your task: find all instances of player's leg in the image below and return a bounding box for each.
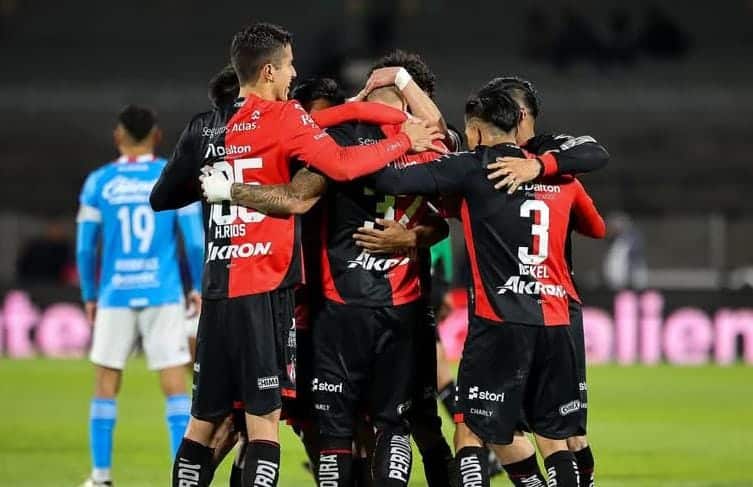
[436,339,459,418]
[239,289,297,487]
[172,299,234,487]
[567,299,595,486]
[85,307,137,487]
[455,317,546,487]
[454,423,489,487]
[313,301,371,487]
[526,326,583,487]
[139,303,192,459]
[408,307,452,487]
[369,303,421,487]
[488,434,547,487]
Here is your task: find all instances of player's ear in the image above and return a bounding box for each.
[262,63,274,83]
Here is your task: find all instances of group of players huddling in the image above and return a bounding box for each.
[77,20,609,487]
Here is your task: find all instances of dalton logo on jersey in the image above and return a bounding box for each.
[346,250,410,271]
[205,241,272,262]
[496,276,567,297]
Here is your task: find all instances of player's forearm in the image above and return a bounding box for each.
[230,183,315,215]
[75,250,98,301]
[538,139,610,177]
[402,82,448,135]
[312,102,407,128]
[413,215,449,248]
[307,134,411,182]
[372,166,438,196]
[150,174,199,211]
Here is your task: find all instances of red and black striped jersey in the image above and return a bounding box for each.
[318,121,442,307]
[371,143,604,326]
[150,96,413,299]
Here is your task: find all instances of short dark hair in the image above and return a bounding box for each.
[484,76,540,118]
[290,77,345,111]
[370,49,436,98]
[465,85,520,133]
[117,105,156,142]
[208,64,240,107]
[230,22,292,84]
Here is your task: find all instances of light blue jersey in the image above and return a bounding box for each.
[76,154,204,308]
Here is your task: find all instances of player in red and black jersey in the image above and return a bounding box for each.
[152,22,443,487]
[367,83,605,487]
[484,77,606,487]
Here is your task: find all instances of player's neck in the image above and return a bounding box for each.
[240,82,276,101]
[517,121,535,145]
[118,145,154,158]
[483,133,517,147]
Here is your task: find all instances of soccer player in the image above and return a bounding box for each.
[202,84,450,487]
[486,77,606,487]
[364,83,606,487]
[150,22,442,487]
[76,105,203,487]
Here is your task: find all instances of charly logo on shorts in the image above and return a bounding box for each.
[559,400,582,416]
[257,376,280,390]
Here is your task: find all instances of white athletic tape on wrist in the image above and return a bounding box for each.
[395,68,412,90]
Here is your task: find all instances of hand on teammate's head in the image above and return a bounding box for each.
[401,118,446,154]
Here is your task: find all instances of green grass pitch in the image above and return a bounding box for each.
[0,359,751,486]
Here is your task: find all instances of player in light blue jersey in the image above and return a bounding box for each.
[76,106,204,487]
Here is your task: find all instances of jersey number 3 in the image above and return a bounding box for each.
[518,199,549,265]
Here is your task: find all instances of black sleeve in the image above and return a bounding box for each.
[150,118,202,211]
[371,153,476,196]
[529,133,610,175]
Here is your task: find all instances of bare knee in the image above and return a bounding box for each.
[567,435,589,452]
[184,417,218,445]
[94,366,122,398]
[246,409,281,442]
[454,422,483,453]
[534,434,569,459]
[490,431,536,465]
[158,365,187,396]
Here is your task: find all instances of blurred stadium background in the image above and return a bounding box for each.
[0,0,752,485]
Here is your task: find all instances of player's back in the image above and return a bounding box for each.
[454,144,582,326]
[80,156,183,307]
[319,121,435,307]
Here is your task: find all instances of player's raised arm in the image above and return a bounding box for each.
[75,171,102,316]
[150,118,202,211]
[279,101,444,182]
[571,179,607,238]
[312,101,407,128]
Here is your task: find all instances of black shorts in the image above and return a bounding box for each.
[569,299,588,435]
[312,299,420,437]
[456,315,582,445]
[283,325,314,426]
[192,288,295,420]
